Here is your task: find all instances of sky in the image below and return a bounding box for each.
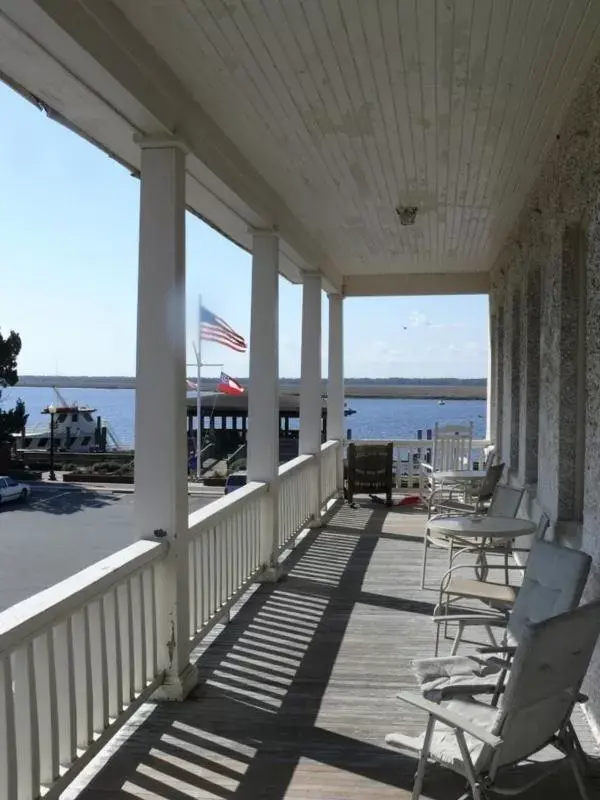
[0,82,488,380]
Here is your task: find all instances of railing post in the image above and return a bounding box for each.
[328,293,345,492]
[247,229,281,580]
[134,137,196,700]
[300,273,323,523]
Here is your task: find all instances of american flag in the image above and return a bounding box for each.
[200,306,247,353]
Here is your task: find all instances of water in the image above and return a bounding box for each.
[3,386,487,447]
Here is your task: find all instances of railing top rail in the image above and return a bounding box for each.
[351,438,491,448]
[320,439,340,453]
[188,479,268,535]
[278,453,315,479]
[0,539,166,653]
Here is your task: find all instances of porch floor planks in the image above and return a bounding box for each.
[69,502,600,800]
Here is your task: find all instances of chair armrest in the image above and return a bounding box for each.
[432,613,507,627]
[477,645,516,655]
[397,691,503,747]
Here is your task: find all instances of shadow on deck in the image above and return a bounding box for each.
[68,503,600,799]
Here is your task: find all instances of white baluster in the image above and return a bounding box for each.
[34,631,59,786]
[102,591,119,719]
[71,608,93,748]
[138,572,149,688]
[14,643,40,799]
[130,577,143,693]
[0,655,17,799]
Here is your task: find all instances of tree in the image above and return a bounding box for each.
[0,330,28,444]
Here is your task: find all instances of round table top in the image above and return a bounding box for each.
[428,514,537,539]
[436,469,486,482]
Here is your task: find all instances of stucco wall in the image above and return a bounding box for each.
[490,54,600,727]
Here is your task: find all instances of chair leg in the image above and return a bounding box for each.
[412,715,436,800]
[455,730,484,800]
[450,620,465,655]
[570,753,592,800]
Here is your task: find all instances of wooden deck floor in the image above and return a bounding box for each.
[68,502,600,800]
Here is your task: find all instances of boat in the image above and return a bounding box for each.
[437,399,446,406]
[16,389,122,453]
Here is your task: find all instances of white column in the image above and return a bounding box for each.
[134,138,196,699]
[300,273,322,520]
[247,230,280,577]
[486,295,494,442]
[328,293,344,490]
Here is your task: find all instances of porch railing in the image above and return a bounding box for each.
[188,481,267,644]
[278,454,315,549]
[351,439,490,490]
[0,539,167,800]
[0,438,342,799]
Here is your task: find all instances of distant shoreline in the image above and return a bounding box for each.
[17,375,487,400]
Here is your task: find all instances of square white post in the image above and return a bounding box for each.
[134,138,196,699]
[328,293,345,491]
[486,294,494,442]
[247,230,280,579]
[299,273,323,520]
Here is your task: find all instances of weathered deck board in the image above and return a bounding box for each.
[67,503,600,799]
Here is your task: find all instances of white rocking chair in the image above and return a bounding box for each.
[387,598,600,800]
[419,421,474,506]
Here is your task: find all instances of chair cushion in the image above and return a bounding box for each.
[414,654,502,701]
[445,577,519,606]
[387,697,499,774]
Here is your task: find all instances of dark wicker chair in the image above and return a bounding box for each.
[346,442,394,506]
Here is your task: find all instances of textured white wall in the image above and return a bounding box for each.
[490,54,600,728]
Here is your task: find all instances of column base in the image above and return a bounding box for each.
[258,563,284,583]
[308,514,323,529]
[152,662,198,701]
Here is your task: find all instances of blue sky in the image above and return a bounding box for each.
[0,82,488,380]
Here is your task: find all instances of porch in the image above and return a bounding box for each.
[60,501,596,800]
[3,1,600,797]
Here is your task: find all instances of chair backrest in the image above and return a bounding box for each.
[506,540,591,644]
[347,443,393,493]
[486,599,600,775]
[476,462,505,502]
[483,445,497,469]
[535,511,551,540]
[488,485,524,518]
[431,422,473,471]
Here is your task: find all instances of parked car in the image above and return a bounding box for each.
[225,470,247,494]
[0,476,31,505]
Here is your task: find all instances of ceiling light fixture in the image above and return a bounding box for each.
[396,205,418,225]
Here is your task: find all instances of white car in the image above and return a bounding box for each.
[0,476,31,505]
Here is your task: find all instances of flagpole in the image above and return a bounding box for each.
[196,295,202,479]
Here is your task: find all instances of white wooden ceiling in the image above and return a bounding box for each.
[113,0,600,277]
[2,0,600,291]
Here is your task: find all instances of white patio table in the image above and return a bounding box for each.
[427,515,536,541]
[435,469,486,486]
[434,469,487,503]
[426,514,537,584]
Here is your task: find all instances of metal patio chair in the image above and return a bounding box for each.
[386,598,600,800]
[416,539,591,683]
[427,461,505,518]
[421,484,524,590]
[435,511,551,622]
